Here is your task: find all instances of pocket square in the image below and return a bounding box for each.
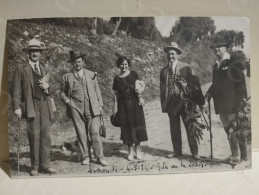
[222,66,229,70]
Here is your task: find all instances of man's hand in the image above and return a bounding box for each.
[38,80,49,90]
[100,106,104,114]
[205,92,212,102]
[66,100,73,108]
[14,109,22,119]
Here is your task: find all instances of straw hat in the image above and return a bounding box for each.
[164,42,182,54]
[24,38,46,51]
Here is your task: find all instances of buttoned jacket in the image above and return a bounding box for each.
[11,62,56,119]
[60,68,103,117]
[208,56,247,114]
[160,61,189,113]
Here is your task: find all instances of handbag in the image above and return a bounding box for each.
[99,114,106,138]
[110,112,120,127]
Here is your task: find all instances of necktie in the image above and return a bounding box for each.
[34,64,41,76]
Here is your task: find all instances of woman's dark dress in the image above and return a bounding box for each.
[113,71,148,145]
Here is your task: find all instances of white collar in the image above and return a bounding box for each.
[74,68,84,78]
[216,52,230,65]
[29,60,41,74]
[169,60,178,72]
[29,60,39,68]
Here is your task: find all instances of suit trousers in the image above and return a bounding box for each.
[26,97,51,170]
[70,98,103,159]
[220,113,247,160]
[167,98,198,156]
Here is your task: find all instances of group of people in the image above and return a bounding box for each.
[11,36,248,176]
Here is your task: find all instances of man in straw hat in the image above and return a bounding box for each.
[160,42,201,160]
[205,36,248,164]
[12,38,57,176]
[60,50,108,166]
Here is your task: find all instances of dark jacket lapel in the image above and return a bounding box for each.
[163,65,169,85]
[40,64,47,77]
[218,59,229,70]
[23,63,34,91]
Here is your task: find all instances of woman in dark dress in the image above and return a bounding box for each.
[113,56,148,161]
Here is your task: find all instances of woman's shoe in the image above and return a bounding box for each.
[136,145,142,160]
[128,146,134,161]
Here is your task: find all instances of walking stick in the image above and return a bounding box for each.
[17,118,20,175]
[198,106,209,130]
[208,99,213,163]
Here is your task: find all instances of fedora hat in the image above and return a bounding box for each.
[24,38,46,51]
[67,50,86,63]
[210,36,230,49]
[164,42,182,54]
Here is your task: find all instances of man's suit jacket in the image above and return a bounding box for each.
[11,62,56,119]
[160,61,189,113]
[60,68,103,117]
[208,57,247,114]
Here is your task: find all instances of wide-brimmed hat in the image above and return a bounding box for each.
[67,50,86,63]
[164,42,182,54]
[24,38,46,51]
[210,37,230,49]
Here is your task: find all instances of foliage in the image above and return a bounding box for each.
[170,17,216,47]
[7,19,166,130]
[215,29,245,49]
[110,17,163,42]
[7,18,250,144]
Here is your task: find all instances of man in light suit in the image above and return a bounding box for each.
[160,42,200,160]
[60,50,107,166]
[12,38,57,176]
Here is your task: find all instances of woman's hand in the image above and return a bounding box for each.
[138,97,145,106]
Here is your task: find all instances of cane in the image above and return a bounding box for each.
[198,106,210,130]
[208,98,213,163]
[17,118,20,175]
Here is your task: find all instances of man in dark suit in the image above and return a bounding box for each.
[60,51,108,166]
[12,39,57,176]
[160,42,202,160]
[206,37,247,163]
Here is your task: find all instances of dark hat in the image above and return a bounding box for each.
[24,39,46,51]
[110,112,120,127]
[67,50,86,63]
[164,42,182,54]
[210,36,230,49]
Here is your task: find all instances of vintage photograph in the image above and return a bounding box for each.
[7,16,251,178]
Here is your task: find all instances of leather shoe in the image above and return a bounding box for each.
[229,156,240,164]
[39,167,56,174]
[30,169,39,176]
[168,153,182,158]
[82,157,90,165]
[193,154,200,160]
[97,158,108,166]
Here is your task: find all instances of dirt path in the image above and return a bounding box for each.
[9,81,251,177]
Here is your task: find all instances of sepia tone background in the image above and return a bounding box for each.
[0,0,259,194]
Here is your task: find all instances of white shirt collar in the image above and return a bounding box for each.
[74,68,84,78]
[169,59,178,72]
[29,60,40,73]
[216,52,230,66]
[29,60,39,68]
